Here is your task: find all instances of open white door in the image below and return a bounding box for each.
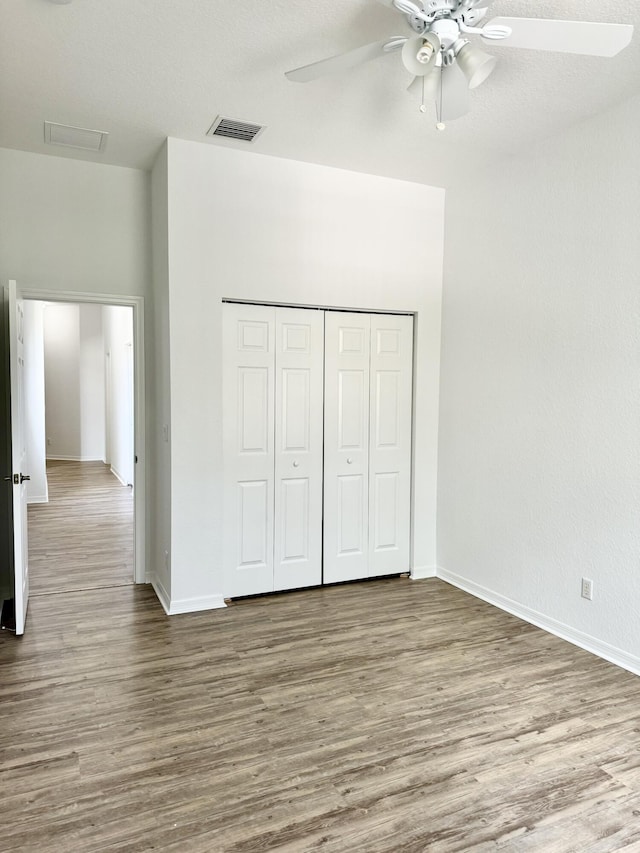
[7,281,29,634]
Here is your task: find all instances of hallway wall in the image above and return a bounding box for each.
[103,305,134,487]
[44,302,105,461]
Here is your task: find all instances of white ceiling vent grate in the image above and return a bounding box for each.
[207,116,265,143]
[44,121,109,152]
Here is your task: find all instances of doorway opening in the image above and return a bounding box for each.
[21,293,145,596]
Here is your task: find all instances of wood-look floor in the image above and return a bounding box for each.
[27,459,134,595]
[2,576,640,852]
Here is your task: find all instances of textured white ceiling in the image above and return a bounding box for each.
[1,0,638,187]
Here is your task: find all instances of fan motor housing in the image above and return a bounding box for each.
[409,0,482,33]
[430,18,460,47]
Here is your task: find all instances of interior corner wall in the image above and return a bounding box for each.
[149,142,172,600]
[438,93,640,667]
[163,138,445,610]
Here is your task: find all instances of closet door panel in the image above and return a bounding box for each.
[369,314,413,576]
[223,303,276,597]
[324,312,371,584]
[274,307,324,591]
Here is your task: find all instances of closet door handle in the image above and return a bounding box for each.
[292,460,299,468]
[346,457,353,465]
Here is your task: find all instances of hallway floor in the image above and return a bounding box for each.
[27,459,134,595]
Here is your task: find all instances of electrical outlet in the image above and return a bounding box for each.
[581,577,593,600]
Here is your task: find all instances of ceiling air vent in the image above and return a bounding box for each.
[207,116,264,143]
[44,121,109,152]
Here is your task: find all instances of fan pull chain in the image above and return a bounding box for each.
[436,67,446,131]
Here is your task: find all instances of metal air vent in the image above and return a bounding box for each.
[207,116,265,143]
[44,121,108,152]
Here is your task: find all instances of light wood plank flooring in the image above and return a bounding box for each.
[27,459,134,595]
[2,578,640,851]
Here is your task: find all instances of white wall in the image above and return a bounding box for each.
[0,147,151,573]
[44,303,105,461]
[438,93,640,671]
[79,304,106,460]
[44,303,81,459]
[23,301,48,503]
[0,148,149,297]
[159,138,445,611]
[103,305,134,486]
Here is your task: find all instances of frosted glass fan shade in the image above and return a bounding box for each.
[421,68,443,102]
[402,34,440,77]
[456,42,497,89]
[418,66,470,121]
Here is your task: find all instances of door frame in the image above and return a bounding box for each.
[21,289,146,584]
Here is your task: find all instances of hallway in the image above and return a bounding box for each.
[28,459,134,595]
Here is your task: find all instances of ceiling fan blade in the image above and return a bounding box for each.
[485,17,633,57]
[285,38,404,82]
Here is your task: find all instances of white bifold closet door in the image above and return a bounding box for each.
[323,312,371,583]
[223,303,275,597]
[223,303,323,597]
[368,313,414,577]
[273,307,324,591]
[324,312,413,584]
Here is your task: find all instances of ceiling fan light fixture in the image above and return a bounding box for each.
[402,33,440,76]
[455,41,497,89]
[421,67,443,103]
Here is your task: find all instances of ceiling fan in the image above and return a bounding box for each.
[285,0,634,128]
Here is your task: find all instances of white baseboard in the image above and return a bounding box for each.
[151,577,226,616]
[110,466,131,487]
[46,455,104,462]
[410,565,437,580]
[168,594,227,615]
[437,567,640,678]
[27,479,48,505]
[151,576,171,615]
